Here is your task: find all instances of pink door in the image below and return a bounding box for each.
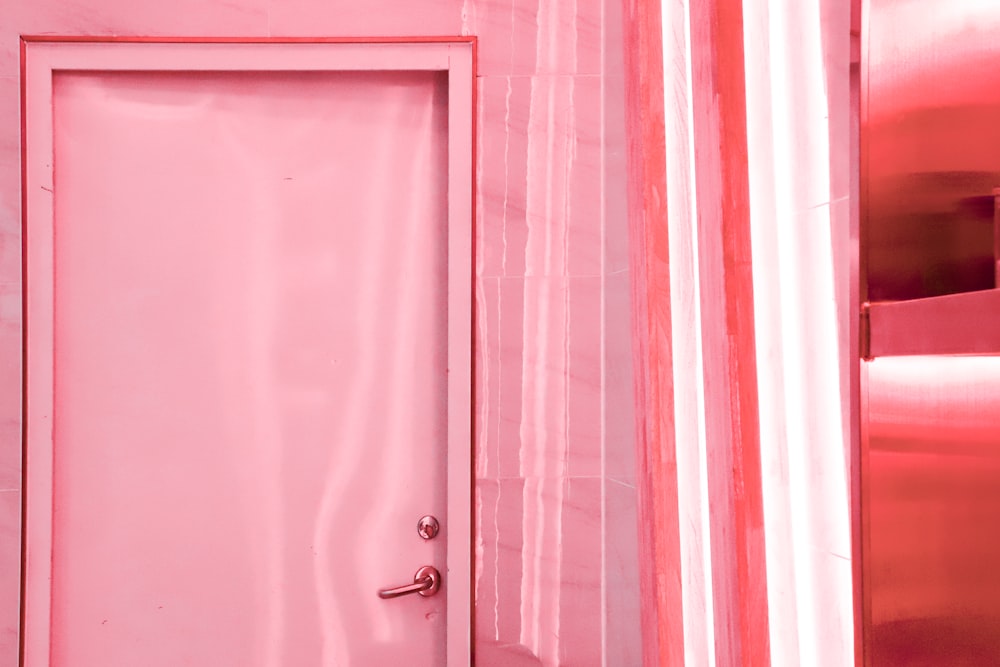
[22,40,473,667]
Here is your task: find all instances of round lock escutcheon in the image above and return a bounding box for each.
[417,515,440,540]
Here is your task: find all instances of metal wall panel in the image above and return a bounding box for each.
[864,2,1000,663]
[865,0,1000,301]
[865,357,1000,664]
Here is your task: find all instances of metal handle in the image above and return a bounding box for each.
[378,565,441,599]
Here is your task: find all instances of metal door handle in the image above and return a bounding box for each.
[378,565,441,599]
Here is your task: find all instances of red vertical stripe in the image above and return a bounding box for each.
[623,0,685,665]
[688,0,771,664]
[626,0,771,663]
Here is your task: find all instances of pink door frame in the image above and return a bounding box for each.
[21,37,475,666]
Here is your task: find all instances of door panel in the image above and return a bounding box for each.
[865,357,1000,664]
[42,66,449,665]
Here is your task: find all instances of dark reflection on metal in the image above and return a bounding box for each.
[865,3,1000,302]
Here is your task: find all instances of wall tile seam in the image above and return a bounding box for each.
[480,475,620,481]
[480,273,612,279]
[478,74,605,79]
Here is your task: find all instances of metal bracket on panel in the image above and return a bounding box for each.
[860,303,872,361]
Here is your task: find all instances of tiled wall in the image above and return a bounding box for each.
[0,1,641,665]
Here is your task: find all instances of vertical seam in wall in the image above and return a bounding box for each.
[19,36,29,667]
[857,3,872,663]
[599,0,608,663]
[501,77,512,276]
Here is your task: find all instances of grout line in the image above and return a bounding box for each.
[488,474,607,481]
[488,273,606,280]
[598,0,609,664]
[478,73,604,79]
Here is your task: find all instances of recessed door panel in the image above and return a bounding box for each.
[22,40,472,666]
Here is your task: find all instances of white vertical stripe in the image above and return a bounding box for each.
[658,0,856,661]
[662,0,716,663]
[743,0,855,664]
[742,0,801,664]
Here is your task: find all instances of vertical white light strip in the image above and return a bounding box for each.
[743,0,855,664]
[741,0,802,664]
[774,2,852,664]
[662,0,716,662]
[769,2,818,655]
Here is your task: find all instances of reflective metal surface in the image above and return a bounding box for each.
[378,566,442,599]
[864,290,1000,357]
[865,357,1000,665]
[864,2,1000,663]
[865,1,1000,301]
[416,515,440,540]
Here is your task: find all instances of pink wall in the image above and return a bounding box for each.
[0,1,642,665]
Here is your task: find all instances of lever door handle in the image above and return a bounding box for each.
[378,565,441,599]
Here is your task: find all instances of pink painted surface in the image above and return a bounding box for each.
[23,40,473,665]
[44,66,451,666]
[469,1,643,663]
[472,12,642,656]
[3,3,642,667]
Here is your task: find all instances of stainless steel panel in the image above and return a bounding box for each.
[866,357,1000,665]
[864,3,1000,663]
[866,1,1000,301]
